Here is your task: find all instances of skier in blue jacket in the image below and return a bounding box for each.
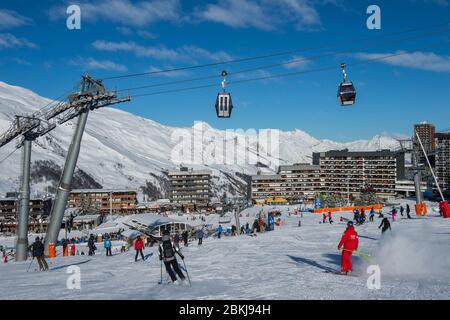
[104,237,112,256]
[217,225,223,239]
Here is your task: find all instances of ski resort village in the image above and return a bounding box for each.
[0,1,450,304]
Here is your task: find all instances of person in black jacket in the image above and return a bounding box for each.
[30,237,48,271]
[87,234,96,256]
[159,230,186,284]
[406,204,412,219]
[182,230,188,247]
[378,217,391,234]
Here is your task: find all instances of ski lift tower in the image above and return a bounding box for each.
[397,138,427,215]
[0,75,130,260]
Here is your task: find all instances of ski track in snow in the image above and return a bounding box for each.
[1,201,450,300]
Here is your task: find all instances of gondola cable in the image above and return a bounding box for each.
[103,20,450,81]
[116,27,450,94]
[129,40,449,99]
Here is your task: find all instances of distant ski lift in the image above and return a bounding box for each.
[337,63,356,106]
[215,70,233,118]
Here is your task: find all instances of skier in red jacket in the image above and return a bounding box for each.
[134,236,145,262]
[338,221,359,274]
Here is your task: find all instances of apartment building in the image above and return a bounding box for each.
[68,189,137,214]
[168,168,212,209]
[436,133,450,191]
[312,149,405,199]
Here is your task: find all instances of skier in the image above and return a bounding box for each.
[158,230,187,285]
[369,208,375,222]
[87,234,96,256]
[378,217,391,234]
[134,236,145,261]
[30,237,48,271]
[217,225,223,239]
[337,221,359,275]
[298,220,301,227]
[400,205,405,217]
[182,230,189,246]
[252,219,259,236]
[328,211,333,224]
[104,236,112,257]
[360,209,366,225]
[173,233,181,250]
[322,213,327,224]
[62,238,68,257]
[245,222,250,234]
[70,242,76,256]
[231,224,237,236]
[353,209,360,224]
[197,228,204,245]
[406,204,412,219]
[391,208,397,222]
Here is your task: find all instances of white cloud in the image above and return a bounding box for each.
[69,57,128,72]
[92,40,233,63]
[146,66,190,78]
[355,51,450,73]
[0,33,37,49]
[49,0,182,27]
[282,55,311,70]
[0,9,31,29]
[196,0,321,31]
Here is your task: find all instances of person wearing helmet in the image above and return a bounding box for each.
[337,221,359,275]
[158,230,186,284]
[30,237,48,271]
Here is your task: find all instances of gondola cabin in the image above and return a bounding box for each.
[215,92,233,118]
[338,82,356,106]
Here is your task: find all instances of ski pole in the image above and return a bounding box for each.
[159,259,163,285]
[340,248,373,263]
[26,257,34,272]
[181,259,192,286]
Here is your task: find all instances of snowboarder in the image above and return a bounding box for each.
[298,220,302,227]
[369,208,375,222]
[159,230,186,285]
[197,228,204,245]
[406,204,412,219]
[87,234,96,256]
[337,221,359,275]
[328,211,333,224]
[400,205,404,217]
[378,217,391,234]
[30,237,48,271]
[134,236,145,261]
[217,225,223,239]
[104,236,112,257]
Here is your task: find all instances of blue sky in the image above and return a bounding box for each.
[0,0,449,141]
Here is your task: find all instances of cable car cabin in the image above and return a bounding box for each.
[338,82,356,106]
[215,92,233,118]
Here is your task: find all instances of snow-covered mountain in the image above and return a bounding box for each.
[0,81,400,199]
